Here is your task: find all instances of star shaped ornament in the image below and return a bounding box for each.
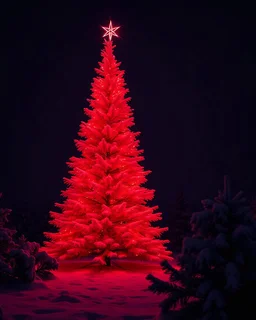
[102,20,120,41]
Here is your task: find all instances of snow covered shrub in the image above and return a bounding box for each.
[147,176,256,320]
[0,194,58,283]
[35,251,58,276]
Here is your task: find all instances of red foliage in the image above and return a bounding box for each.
[44,40,171,264]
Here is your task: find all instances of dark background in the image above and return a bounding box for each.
[1,3,255,240]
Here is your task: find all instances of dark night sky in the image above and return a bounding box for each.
[1,3,256,228]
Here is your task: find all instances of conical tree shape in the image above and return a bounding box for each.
[44,40,171,265]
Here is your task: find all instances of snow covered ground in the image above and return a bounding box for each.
[0,258,171,320]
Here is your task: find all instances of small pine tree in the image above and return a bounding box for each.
[147,176,256,320]
[166,189,191,253]
[0,194,58,283]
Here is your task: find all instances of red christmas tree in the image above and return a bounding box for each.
[44,21,171,266]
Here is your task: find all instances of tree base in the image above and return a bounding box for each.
[104,257,111,266]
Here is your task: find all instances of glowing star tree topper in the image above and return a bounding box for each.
[102,20,120,40]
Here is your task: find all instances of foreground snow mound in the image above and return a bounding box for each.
[0,258,171,319]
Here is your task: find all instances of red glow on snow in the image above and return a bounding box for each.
[0,259,172,318]
[102,20,120,40]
